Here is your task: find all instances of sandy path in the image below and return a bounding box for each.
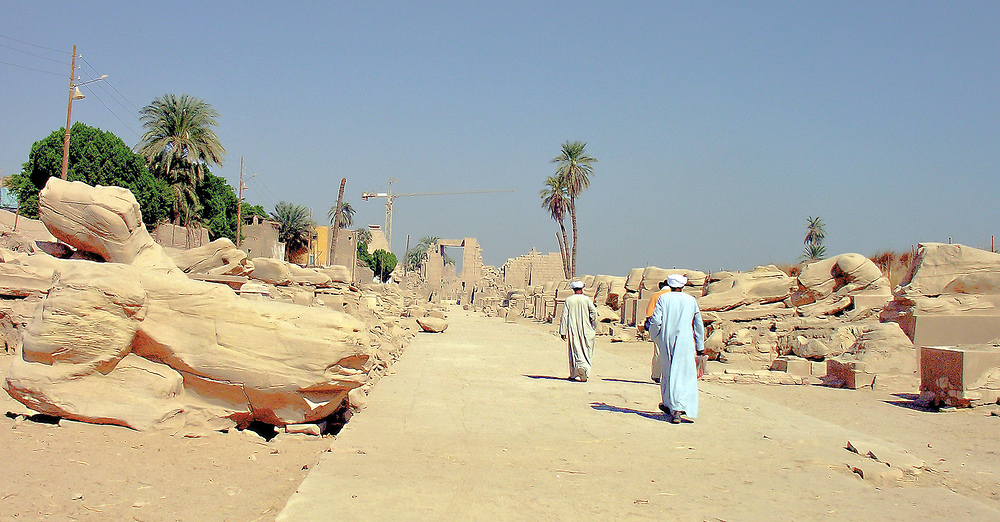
[0,307,997,520]
[279,308,1000,520]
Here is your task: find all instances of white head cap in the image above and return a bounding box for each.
[666,274,687,288]
[570,281,585,290]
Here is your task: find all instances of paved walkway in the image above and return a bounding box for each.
[279,308,998,520]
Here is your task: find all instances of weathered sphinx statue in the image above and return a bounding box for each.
[2,178,375,431]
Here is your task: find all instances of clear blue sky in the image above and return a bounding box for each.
[2,2,997,275]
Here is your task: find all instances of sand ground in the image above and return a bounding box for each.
[2,308,999,520]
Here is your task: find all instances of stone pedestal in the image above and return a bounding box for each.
[919,345,1000,407]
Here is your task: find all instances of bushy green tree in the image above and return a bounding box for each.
[370,249,397,283]
[7,123,171,227]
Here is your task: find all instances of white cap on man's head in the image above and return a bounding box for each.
[666,274,687,288]
[570,281,585,289]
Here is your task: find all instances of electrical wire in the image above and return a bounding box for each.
[0,42,68,64]
[0,34,70,55]
[0,59,63,76]
[80,56,141,113]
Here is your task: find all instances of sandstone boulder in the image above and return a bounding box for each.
[3,180,378,431]
[168,238,253,277]
[38,179,178,272]
[415,316,448,333]
[288,263,333,287]
[699,265,795,312]
[250,258,293,285]
[320,265,353,283]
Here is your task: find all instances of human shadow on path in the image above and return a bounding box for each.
[601,377,657,386]
[590,402,670,422]
[524,374,571,381]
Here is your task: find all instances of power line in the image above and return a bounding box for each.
[0,42,68,65]
[0,34,70,55]
[0,59,62,76]
[80,56,141,113]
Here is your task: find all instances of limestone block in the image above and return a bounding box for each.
[624,268,645,292]
[415,316,448,333]
[3,251,373,430]
[0,262,54,297]
[699,265,795,312]
[320,265,352,283]
[250,258,293,285]
[912,314,1000,349]
[919,345,1000,407]
[5,352,186,431]
[796,254,883,304]
[168,238,253,277]
[38,178,178,272]
[289,264,332,287]
[596,305,619,323]
[639,267,707,291]
[902,243,1000,297]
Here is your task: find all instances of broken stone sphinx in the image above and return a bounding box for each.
[0,178,403,431]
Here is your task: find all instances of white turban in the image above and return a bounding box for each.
[570,281,585,289]
[666,274,687,288]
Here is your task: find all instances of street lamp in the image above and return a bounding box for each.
[60,45,106,180]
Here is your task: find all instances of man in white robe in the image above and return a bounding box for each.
[559,280,597,382]
[649,274,705,423]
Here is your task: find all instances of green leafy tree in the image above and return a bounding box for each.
[356,240,373,268]
[7,123,171,227]
[801,216,827,261]
[550,141,596,277]
[370,249,398,283]
[271,201,314,261]
[196,170,241,241]
[137,94,226,225]
[539,175,572,278]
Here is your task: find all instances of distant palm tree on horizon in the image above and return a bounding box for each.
[550,141,596,277]
[540,174,572,278]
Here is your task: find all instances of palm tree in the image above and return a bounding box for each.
[804,216,826,248]
[271,201,314,261]
[327,201,355,229]
[539,175,572,278]
[801,243,827,262]
[551,141,596,277]
[354,227,372,246]
[136,94,225,225]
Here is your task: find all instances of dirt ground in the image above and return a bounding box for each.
[0,354,328,521]
[1,316,998,520]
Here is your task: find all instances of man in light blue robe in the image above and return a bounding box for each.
[559,281,597,381]
[648,274,705,423]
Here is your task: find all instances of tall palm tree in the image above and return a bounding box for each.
[271,201,314,261]
[327,201,355,229]
[539,175,572,278]
[551,141,596,277]
[136,94,225,225]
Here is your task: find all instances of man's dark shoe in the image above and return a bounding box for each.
[657,403,670,415]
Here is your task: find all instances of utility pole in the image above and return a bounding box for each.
[236,157,244,247]
[61,45,77,180]
[329,177,346,266]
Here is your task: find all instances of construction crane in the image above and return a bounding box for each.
[361,178,514,250]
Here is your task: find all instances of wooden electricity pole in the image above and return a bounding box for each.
[236,157,244,247]
[60,45,77,180]
[329,177,346,266]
